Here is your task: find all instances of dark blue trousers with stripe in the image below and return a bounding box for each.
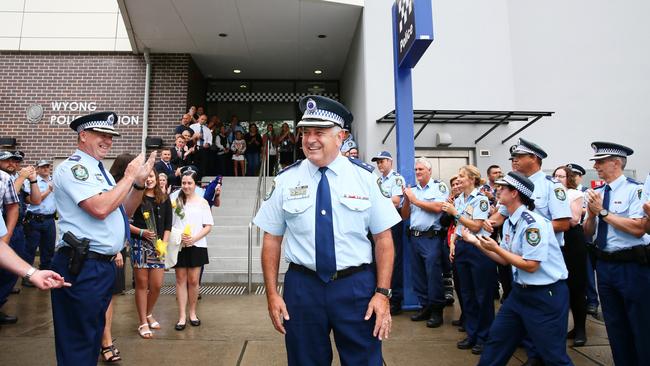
[51,251,115,366]
[455,240,496,345]
[283,266,382,366]
[478,281,573,366]
[597,261,650,366]
[409,235,445,306]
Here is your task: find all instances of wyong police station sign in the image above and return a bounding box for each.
[45,101,139,125]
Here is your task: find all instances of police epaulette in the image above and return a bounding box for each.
[521,211,536,224]
[626,177,642,185]
[68,155,81,161]
[433,179,441,183]
[348,157,374,172]
[545,175,559,183]
[277,160,302,175]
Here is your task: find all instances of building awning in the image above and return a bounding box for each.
[377,110,554,145]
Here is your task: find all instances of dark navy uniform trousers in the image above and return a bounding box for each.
[0,225,26,308]
[597,260,650,365]
[51,251,115,366]
[283,266,381,366]
[455,240,496,345]
[390,221,404,303]
[479,281,572,366]
[409,235,445,306]
[24,218,56,270]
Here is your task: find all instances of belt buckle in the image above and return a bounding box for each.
[331,272,339,281]
[413,230,421,237]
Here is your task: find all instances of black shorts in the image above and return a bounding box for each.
[174,246,209,268]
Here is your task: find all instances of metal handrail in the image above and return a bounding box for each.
[247,145,269,294]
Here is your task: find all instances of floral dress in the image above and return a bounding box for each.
[130,196,172,269]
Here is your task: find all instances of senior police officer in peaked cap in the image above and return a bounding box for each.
[371,151,405,314]
[50,111,155,365]
[461,172,572,366]
[582,142,650,366]
[254,95,401,365]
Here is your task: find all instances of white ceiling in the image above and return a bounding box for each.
[119,0,363,80]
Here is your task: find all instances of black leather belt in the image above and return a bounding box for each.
[58,246,116,262]
[408,228,444,238]
[26,212,56,221]
[289,262,369,281]
[588,244,650,265]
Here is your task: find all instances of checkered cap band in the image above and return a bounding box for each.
[593,147,627,156]
[499,175,533,199]
[76,119,116,133]
[511,144,541,158]
[301,108,344,127]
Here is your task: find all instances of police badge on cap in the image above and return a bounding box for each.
[297,95,353,129]
[69,111,120,136]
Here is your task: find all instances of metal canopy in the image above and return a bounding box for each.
[377,110,554,145]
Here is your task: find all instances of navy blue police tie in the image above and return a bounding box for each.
[315,167,336,282]
[98,162,131,241]
[595,185,611,249]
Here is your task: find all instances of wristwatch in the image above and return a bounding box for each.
[598,209,609,219]
[454,213,461,220]
[23,267,37,282]
[375,287,392,299]
[132,182,145,191]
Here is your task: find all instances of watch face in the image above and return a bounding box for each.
[600,209,608,217]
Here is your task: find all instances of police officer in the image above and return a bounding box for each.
[583,142,650,366]
[23,160,57,274]
[401,157,450,328]
[463,171,572,366]
[50,111,155,365]
[254,96,400,365]
[442,165,494,355]
[0,215,70,291]
[568,162,601,317]
[485,138,571,365]
[371,150,405,314]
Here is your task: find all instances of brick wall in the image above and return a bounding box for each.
[0,51,192,164]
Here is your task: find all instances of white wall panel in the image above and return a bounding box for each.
[20,37,116,51]
[0,12,24,37]
[22,12,118,38]
[24,0,118,13]
[0,37,20,50]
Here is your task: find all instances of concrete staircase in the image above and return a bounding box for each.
[164,176,288,284]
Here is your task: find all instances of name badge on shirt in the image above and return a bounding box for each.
[288,185,309,200]
[343,194,369,200]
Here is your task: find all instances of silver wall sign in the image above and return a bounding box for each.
[26,104,44,124]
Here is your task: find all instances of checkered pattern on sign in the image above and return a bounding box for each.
[206,92,339,103]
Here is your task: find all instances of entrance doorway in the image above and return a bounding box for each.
[415,149,474,186]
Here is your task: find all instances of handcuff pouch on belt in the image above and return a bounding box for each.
[63,231,90,275]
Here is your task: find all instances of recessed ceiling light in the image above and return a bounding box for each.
[318,34,327,38]
[313,85,320,89]
[314,70,322,75]
[233,69,241,74]
[240,84,247,88]
[219,33,228,37]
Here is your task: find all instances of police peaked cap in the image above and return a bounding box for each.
[589,141,634,161]
[566,163,586,176]
[297,95,353,129]
[69,111,120,136]
[495,171,535,200]
[509,138,547,159]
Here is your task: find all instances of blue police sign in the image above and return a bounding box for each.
[392,0,434,310]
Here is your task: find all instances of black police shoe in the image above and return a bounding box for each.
[586,304,598,316]
[426,307,443,328]
[471,344,484,355]
[0,311,18,325]
[410,305,433,321]
[573,328,587,347]
[451,319,463,327]
[10,288,20,294]
[522,358,545,366]
[390,301,402,316]
[457,337,475,349]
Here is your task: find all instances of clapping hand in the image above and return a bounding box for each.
[586,189,603,216]
[477,234,499,252]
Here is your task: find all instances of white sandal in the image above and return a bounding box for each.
[138,323,153,339]
[146,314,161,329]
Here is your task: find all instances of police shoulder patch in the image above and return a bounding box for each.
[377,177,390,198]
[277,159,302,176]
[348,157,374,173]
[525,227,541,246]
[554,187,566,201]
[71,164,89,181]
[68,155,81,162]
[395,176,404,187]
[438,183,447,193]
[521,211,536,224]
[479,200,489,212]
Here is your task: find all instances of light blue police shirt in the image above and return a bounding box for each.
[409,178,449,231]
[340,134,356,153]
[253,154,401,271]
[379,170,404,199]
[586,174,647,252]
[500,170,571,246]
[0,214,6,237]
[53,149,126,255]
[501,205,568,285]
[23,175,56,215]
[643,173,650,203]
[454,188,490,237]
